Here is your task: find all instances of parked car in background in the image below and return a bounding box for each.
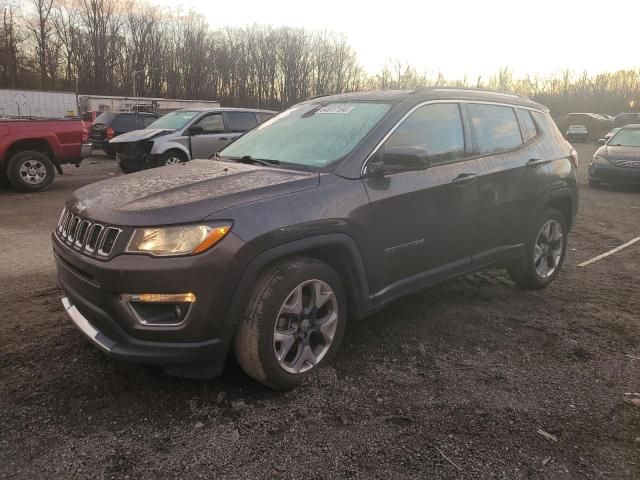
[596,114,614,120]
[566,125,590,142]
[81,111,100,131]
[590,124,640,187]
[89,112,159,155]
[613,112,640,128]
[54,88,578,390]
[0,118,90,191]
[603,127,621,142]
[562,113,612,141]
[110,107,275,173]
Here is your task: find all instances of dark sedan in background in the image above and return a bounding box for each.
[566,125,590,142]
[589,124,640,186]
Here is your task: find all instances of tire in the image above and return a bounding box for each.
[234,257,347,390]
[588,178,601,187]
[159,150,187,167]
[6,151,56,192]
[507,207,568,290]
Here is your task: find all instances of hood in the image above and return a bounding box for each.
[68,159,319,226]
[597,144,640,161]
[109,128,176,144]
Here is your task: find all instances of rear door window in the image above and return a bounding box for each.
[112,114,137,131]
[384,103,466,165]
[225,111,258,132]
[141,115,157,128]
[468,104,523,154]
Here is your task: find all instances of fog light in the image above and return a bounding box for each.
[120,293,196,303]
[120,293,196,326]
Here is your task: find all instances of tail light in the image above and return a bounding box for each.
[570,148,579,168]
[106,127,115,140]
[81,127,88,143]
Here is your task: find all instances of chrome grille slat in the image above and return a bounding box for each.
[55,207,121,258]
[86,224,104,253]
[75,220,90,248]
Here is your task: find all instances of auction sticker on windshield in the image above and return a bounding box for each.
[317,104,355,114]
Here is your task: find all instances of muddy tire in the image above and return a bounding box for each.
[6,151,56,192]
[234,257,347,391]
[508,207,568,290]
[159,150,187,167]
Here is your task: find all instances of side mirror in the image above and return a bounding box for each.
[371,146,430,175]
[598,138,606,145]
[188,125,204,136]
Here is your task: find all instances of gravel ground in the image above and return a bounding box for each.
[1,145,639,479]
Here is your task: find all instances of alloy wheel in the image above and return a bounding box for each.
[272,279,338,374]
[534,219,564,279]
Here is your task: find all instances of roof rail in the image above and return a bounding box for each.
[411,86,530,101]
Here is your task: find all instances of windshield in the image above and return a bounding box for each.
[608,129,640,147]
[147,110,200,130]
[219,102,391,168]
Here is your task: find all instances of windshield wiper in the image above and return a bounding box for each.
[222,155,280,167]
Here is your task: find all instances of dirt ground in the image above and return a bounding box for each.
[1,145,639,479]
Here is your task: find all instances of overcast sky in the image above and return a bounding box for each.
[157,0,639,79]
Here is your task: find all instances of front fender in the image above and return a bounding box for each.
[222,234,371,329]
[150,138,191,160]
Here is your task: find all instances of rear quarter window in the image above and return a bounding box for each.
[468,104,523,154]
[519,109,538,142]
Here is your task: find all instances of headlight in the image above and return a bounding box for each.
[126,223,231,257]
[592,155,611,165]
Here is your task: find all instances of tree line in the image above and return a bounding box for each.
[2,0,639,114]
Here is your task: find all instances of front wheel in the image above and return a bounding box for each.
[6,151,56,192]
[159,150,187,167]
[508,207,568,289]
[234,257,347,390]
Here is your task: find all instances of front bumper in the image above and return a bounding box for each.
[589,162,640,185]
[61,296,230,372]
[54,230,252,373]
[80,143,92,159]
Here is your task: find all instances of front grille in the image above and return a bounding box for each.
[56,208,122,257]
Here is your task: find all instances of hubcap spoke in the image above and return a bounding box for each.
[311,280,334,309]
[280,286,303,316]
[292,344,317,372]
[273,331,297,361]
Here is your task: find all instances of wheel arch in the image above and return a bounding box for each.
[223,234,371,329]
[545,194,575,230]
[3,139,56,166]
[154,142,191,161]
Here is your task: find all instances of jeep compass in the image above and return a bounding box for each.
[53,88,579,390]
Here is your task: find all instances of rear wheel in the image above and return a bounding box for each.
[234,257,347,390]
[6,151,56,192]
[159,150,187,167]
[508,207,567,289]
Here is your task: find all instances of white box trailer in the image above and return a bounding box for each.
[0,89,78,118]
[78,95,220,114]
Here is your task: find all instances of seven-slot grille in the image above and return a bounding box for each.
[56,208,121,257]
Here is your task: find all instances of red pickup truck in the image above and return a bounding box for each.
[0,118,91,192]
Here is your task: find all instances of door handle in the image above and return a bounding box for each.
[451,173,477,185]
[527,158,549,167]
[219,137,229,141]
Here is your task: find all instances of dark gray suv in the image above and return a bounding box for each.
[53,88,579,390]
